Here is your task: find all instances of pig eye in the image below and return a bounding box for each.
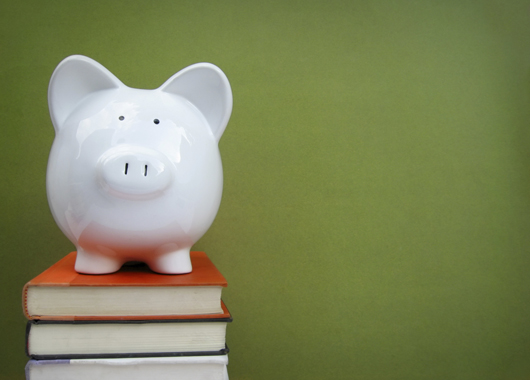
[153,119,160,125]
[119,116,125,121]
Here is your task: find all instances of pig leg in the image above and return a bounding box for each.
[147,248,192,274]
[74,248,124,274]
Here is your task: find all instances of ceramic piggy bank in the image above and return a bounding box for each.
[46,55,232,274]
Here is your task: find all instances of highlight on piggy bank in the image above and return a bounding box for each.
[46,55,232,275]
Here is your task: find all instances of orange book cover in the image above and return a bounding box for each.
[23,251,228,321]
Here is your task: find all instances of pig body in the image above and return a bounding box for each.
[46,55,232,274]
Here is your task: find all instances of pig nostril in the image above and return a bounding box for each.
[124,163,129,175]
[144,165,148,176]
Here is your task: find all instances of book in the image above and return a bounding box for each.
[22,251,227,320]
[25,355,229,380]
[26,303,232,360]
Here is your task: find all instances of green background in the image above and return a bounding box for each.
[1,0,530,379]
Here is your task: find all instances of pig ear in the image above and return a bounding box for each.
[160,63,232,141]
[48,55,122,130]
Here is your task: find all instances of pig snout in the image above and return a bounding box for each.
[97,146,173,199]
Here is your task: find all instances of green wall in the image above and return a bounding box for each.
[2,1,530,379]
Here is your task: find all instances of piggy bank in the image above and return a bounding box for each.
[46,55,232,274]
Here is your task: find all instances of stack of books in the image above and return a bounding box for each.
[22,251,231,380]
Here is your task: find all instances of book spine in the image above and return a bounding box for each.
[25,320,31,358]
[22,284,30,319]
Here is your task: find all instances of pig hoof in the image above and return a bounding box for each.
[148,249,192,274]
[74,249,123,274]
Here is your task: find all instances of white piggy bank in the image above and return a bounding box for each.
[46,55,232,274]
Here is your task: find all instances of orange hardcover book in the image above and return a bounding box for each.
[22,251,228,321]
